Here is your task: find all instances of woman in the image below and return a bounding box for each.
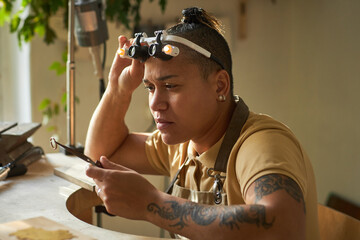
[85,7,319,240]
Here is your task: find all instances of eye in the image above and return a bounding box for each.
[165,83,177,89]
[144,84,155,92]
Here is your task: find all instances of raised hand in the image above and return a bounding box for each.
[108,36,145,95]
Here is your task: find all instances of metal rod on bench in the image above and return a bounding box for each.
[66,0,76,147]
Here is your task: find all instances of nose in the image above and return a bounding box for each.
[149,89,168,113]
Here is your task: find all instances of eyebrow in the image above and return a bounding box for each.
[143,74,179,83]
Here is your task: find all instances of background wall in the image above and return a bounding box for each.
[1,0,359,237]
[0,25,32,123]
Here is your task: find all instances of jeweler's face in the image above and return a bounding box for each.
[143,56,219,145]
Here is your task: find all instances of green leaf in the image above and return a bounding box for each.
[44,24,56,44]
[57,65,66,75]
[61,92,67,105]
[44,107,53,118]
[1,0,14,12]
[10,15,20,32]
[38,98,51,110]
[49,61,66,75]
[159,0,167,12]
[54,103,60,115]
[49,61,61,70]
[17,15,36,44]
[61,50,67,63]
[47,125,57,132]
[49,0,66,14]
[21,0,31,8]
[34,23,45,36]
[0,6,11,26]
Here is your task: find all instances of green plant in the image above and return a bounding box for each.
[0,0,167,137]
[0,0,167,47]
[38,91,80,136]
[49,49,67,75]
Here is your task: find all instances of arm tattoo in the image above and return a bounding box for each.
[219,205,274,230]
[254,174,306,213]
[147,201,275,230]
[147,201,218,229]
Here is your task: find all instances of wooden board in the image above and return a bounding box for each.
[54,164,96,192]
[0,216,95,240]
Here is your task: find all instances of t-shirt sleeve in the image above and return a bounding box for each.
[145,130,172,176]
[236,129,308,201]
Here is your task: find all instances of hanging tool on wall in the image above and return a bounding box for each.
[74,0,109,100]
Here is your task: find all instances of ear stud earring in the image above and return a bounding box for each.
[218,95,226,102]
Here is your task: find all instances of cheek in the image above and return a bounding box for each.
[172,96,215,124]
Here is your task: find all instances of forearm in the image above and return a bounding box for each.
[145,192,303,240]
[84,85,132,160]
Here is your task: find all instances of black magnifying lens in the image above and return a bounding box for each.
[149,44,157,56]
[129,46,136,57]
[148,31,173,61]
[148,44,172,61]
[128,45,149,62]
[127,32,149,62]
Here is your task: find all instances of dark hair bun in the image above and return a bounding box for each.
[182,7,204,24]
[180,7,223,35]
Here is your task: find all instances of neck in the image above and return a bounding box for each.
[191,100,237,155]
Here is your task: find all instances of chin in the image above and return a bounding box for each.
[160,132,187,145]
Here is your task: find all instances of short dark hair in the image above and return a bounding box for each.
[166,7,233,95]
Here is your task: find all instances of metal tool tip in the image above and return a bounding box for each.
[50,137,57,150]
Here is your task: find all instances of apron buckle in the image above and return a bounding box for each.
[207,168,226,205]
[213,176,223,204]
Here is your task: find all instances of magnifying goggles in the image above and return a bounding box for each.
[117,30,225,69]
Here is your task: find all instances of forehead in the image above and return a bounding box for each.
[144,55,201,80]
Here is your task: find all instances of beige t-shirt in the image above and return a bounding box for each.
[145,112,320,240]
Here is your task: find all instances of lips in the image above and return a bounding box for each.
[155,118,173,130]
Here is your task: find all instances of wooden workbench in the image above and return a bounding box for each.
[0,153,165,240]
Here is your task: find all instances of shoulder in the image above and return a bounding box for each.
[238,112,302,156]
[232,112,307,198]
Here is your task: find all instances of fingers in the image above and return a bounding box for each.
[86,164,106,180]
[99,156,132,171]
[108,35,144,92]
[108,36,132,82]
[86,156,131,180]
[118,35,128,48]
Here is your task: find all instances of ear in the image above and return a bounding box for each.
[214,69,231,97]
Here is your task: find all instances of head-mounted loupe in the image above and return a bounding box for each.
[127,32,150,62]
[117,30,225,69]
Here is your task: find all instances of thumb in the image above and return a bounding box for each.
[99,156,131,171]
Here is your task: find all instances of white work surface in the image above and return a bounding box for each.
[0,153,165,240]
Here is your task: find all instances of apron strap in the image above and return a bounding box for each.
[165,158,190,194]
[213,97,249,172]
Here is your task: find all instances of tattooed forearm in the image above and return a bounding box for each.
[147,201,275,230]
[147,201,217,229]
[219,205,274,230]
[254,174,306,213]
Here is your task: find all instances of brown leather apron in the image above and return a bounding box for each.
[165,97,249,239]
